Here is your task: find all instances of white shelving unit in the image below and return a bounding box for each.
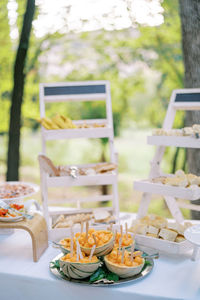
[39,81,119,235]
[134,88,200,224]
[147,135,200,148]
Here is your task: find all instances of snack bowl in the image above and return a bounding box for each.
[58,238,72,254]
[59,255,101,279]
[104,254,144,278]
[80,230,115,256]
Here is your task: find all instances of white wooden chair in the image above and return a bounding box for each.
[39,81,119,233]
[134,88,200,223]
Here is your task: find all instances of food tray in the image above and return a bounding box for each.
[49,253,154,286]
[134,179,200,200]
[134,233,193,255]
[147,135,200,149]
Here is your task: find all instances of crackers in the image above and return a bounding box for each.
[129,214,193,243]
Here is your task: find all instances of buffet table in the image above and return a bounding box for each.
[1,217,200,300]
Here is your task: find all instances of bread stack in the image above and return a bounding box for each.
[152,169,200,189]
[152,124,200,137]
[129,214,192,242]
[52,213,93,228]
[38,155,117,178]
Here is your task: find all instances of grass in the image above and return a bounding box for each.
[0,128,190,219]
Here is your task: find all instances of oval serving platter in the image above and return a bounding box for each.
[0,181,39,202]
[49,253,154,286]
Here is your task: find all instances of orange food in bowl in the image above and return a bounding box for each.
[61,252,98,264]
[107,249,143,267]
[78,229,113,248]
[114,232,134,248]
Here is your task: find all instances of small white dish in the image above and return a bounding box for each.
[184,225,200,260]
[184,224,200,246]
[0,215,23,222]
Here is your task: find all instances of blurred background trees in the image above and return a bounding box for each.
[0,0,198,217]
[179,0,200,219]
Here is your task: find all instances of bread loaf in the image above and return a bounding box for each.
[38,154,59,176]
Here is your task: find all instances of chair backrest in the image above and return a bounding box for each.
[39,80,113,127]
[39,80,116,163]
[163,88,200,130]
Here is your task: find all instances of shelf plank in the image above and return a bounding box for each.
[147,135,200,148]
[47,173,117,187]
[134,180,200,200]
[42,127,113,140]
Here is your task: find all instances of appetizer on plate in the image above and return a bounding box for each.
[0,203,24,218]
[59,241,101,279]
[79,228,114,256]
[104,248,144,278]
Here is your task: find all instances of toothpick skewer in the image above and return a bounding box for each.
[81,221,84,234]
[70,227,74,258]
[120,224,123,238]
[92,233,97,245]
[77,240,83,259]
[110,223,113,232]
[89,245,96,261]
[130,242,134,262]
[114,229,117,242]
[76,239,79,261]
[86,221,89,240]
[118,236,122,256]
[121,247,125,264]
[125,222,128,239]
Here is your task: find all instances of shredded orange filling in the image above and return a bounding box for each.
[61,252,98,263]
[106,249,143,267]
[78,229,113,248]
[59,237,78,250]
[114,232,133,248]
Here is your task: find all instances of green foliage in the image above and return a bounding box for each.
[1,0,184,135]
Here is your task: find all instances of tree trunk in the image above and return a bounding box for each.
[6,0,35,181]
[179,0,200,219]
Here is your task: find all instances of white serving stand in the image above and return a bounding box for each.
[39,81,119,237]
[133,88,200,256]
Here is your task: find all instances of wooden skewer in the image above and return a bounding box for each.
[116,248,119,261]
[77,240,83,259]
[86,221,89,240]
[76,239,79,261]
[70,233,74,258]
[81,221,84,234]
[130,242,134,262]
[121,247,125,264]
[92,233,97,245]
[118,237,122,256]
[114,229,117,242]
[120,224,123,238]
[89,245,96,261]
[110,223,113,232]
[125,222,128,239]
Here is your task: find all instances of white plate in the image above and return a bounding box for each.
[0,215,23,222]
[184,224,200,246]
[0,181,39,201]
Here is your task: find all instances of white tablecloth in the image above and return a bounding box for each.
[1,225,200,300]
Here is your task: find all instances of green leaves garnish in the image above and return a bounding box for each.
[50,259,60,269]
[89,265,119,283]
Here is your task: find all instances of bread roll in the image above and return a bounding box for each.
[38,154,59,176]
